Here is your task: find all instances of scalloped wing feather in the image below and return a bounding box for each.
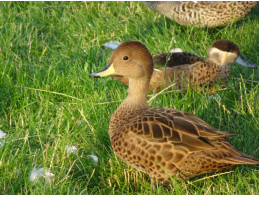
[124,108,235,153]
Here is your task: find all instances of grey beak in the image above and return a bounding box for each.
[235,54,257,69]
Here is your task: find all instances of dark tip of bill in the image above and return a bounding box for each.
[89,73,100,78]
[250,64,258,69]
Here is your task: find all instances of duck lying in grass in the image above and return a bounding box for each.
[142,1,257,28]
[113,40,257,93]
[90,41,259,185]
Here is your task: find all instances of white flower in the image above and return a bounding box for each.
[29,167,54,183]
[66,145,78,154]
[169,48,182,53]
[0,140,5,148]
[87,155,99,164]
[104,41,121,50]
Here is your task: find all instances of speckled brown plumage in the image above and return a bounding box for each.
[115,40,257,93]
[143,1,257,27]
[90,41,259,185]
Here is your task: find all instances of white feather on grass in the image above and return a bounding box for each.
[29,167,54,183]
[66,145,78,154]
[0,129,6,138]
[87,155,99,164]
[104,41,121,50]
[169,48,182,53]
[0,129,6,148]
[0,140,5,148]
[209,94,221,101]
[77,120,83,126]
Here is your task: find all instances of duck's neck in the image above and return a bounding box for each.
[109,77,150,137]
[207,48,232,81]
[121,77,150,110]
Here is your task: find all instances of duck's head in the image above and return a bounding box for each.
[89,41,154,80]
[208,40,257,69]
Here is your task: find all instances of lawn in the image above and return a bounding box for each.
[0,1,258,195]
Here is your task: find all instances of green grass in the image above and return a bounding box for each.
[0,1,258,195]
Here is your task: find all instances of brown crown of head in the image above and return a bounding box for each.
[109,41,154,79]
[211,40,240,55]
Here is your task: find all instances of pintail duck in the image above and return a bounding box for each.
[114,40,257,93]
[143,1,257,28]
[90,41,259,185]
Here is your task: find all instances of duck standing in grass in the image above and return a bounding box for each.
[143,1,257,28]
[114,40,257,93]
[90,41,259,185]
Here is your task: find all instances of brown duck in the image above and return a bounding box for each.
[142,1,257,28]
[114,40,257,93]
[90,41,259,185]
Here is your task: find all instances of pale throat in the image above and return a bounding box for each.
[122,76,151,109]
[208,47,233,66]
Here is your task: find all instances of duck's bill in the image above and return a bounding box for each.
[89,63,116,78]
[235,55,257,69]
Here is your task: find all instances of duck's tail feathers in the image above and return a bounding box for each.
[220,154,259,165]
[216,130,237,138]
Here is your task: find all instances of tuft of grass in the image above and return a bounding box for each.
[0,1,258,194]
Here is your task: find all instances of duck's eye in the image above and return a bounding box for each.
[123,56,129,60]
[226,48,231,52]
